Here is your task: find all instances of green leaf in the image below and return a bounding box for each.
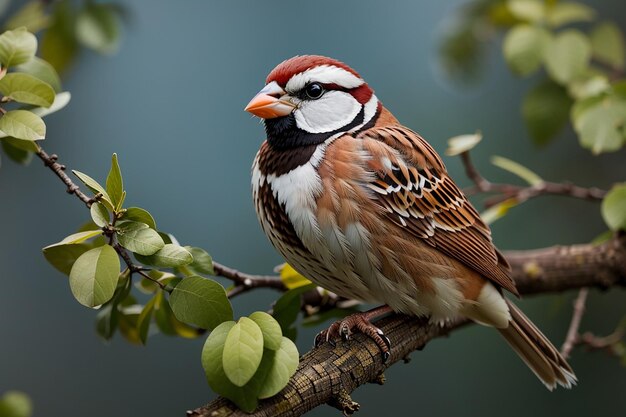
[43,242,90,275]
[0,72,55,107]
[169,276,233,330]
[153,291,202,338]
[96,274,131,340]
[249,311,283,351]
[184,246,215,276]
[573,95,626,154]
[137,296,157,345]
[0,27,37,67]
[202,321,261,412]
[507,0,545,22]
[590,22,625,71]
[0,391,33,417]
[16,56,62,93]
[76,3,120,54]
[503,25,550,76]
[444,132,482,156]
[0,136,38,151]
[602,183,626,231]
[272,283,316,334]
[106,153,124,210]
[122,207,156,229]
[90,202,110,227]
[69,245,120,307]
[72,170,114,209]
[118,303,142,345]
[46,229,103,246]
[135,243,193,268]
[491,156,543,186]
[546,2,595,27]
[41,0,78,74]
[257,337,299,399]
[522,80,572,145]
[223,317,265,387]
[0,110,45,140]
[29,91,71,118]
[1,139,32,165]
[544,30,591,85]
[116,221,164,256]
[4,0,50,34]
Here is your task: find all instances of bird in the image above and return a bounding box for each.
[245,55,576,390]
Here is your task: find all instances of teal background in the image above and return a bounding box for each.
[1,1,625,416]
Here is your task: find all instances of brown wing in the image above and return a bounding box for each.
[358,125,518,296]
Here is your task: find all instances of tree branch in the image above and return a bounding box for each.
[460,150,607,206]
[191,234,626,417]
[36,146,94,207]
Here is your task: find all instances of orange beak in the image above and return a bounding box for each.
[245,81,296,119]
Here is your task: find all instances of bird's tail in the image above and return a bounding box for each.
[498,299,577,390]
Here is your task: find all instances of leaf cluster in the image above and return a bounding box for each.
[202,313,299,412]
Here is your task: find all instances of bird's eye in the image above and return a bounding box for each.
[305,83,324,100]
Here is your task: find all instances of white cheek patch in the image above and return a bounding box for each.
[286,65,364,92]
[295,91,361,134]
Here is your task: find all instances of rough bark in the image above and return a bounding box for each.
[190,234,626,417]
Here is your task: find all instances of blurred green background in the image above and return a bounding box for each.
[1,0,625,416]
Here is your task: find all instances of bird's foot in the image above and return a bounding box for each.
[314,305,393,362]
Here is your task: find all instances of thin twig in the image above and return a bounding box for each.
[561,288,589,359]
[213,261,286,292]
[460,150,607,206]
[36,146,94,207]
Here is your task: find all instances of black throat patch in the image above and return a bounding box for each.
[259,105,380,176]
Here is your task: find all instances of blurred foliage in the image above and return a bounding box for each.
[0,391,32,417]
[439,0,626,153]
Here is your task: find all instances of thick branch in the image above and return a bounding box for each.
[192,234,626,417]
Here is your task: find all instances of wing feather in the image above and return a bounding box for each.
[358,126,518,295]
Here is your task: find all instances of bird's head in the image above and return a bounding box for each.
[245,55,380,150]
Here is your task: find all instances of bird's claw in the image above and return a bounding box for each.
[313,311,392,361]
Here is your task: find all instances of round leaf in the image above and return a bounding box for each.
[0,391,33,417]
[522,80,572,145]
[249,311,283,350]
[0,27,37,67]
[202,321,261,412]
[602,184,626,231]
[0,110,46,141]
[223,317,264,387]
[116,221,164,256]
[169,276,233,329]
[503,25,550,76]
[69,244,120,307]
[76,3,120,54]
[544,30,591,85]
[134,243,193,267]
[257,337,299,399]
[185,246,214,275]
[16,56,62,92]
[0,73,55,107]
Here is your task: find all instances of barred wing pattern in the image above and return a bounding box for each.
[358,126,518,296]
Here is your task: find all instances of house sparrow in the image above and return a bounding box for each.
[246,55,575,390]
